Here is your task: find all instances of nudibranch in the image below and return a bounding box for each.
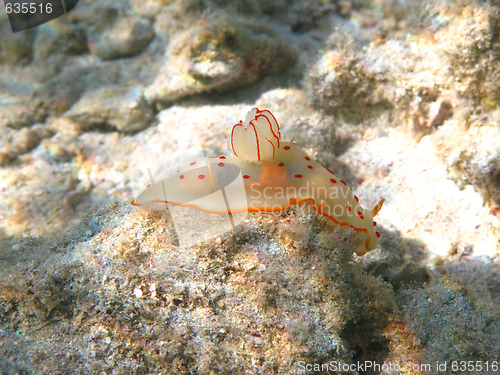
[132,108,385,255]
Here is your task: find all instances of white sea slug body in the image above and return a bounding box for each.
[132,108,384,255]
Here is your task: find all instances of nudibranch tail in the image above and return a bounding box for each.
[132,108,386,255]
[372,198,385,217]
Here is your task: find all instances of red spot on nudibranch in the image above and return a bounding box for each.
[307,165,313,169]
[177,170,181,173]
[376,231,381,238]
[218,162,225,167]
[354,196,359,202]
[358,211,364,219]
[180,175,185,180]
[278,162,285,167]
[190,162,196,166]
[198,174,205,179]
[327,169,334,174]
[243,175,250,179]
[340,180,347,186]
[330,178,337,183]
[295,174,303,178]
[146,184,151,188]
[373,221,377,226]
[219,156,226,159]
[346,205,351,212]
[305,156,310,161]
[284,146,290,150]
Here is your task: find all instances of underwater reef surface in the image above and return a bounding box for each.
[0,0,498,373]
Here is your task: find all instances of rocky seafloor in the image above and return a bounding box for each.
[0,0,499,374]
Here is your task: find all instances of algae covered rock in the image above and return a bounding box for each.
[306,1,500,127]
[31,64,122,120]
[434,110,500,207]
[306,47,393,122]
[397,279,498,366]
[0,127,41,165]
[145,10,297,105]
[437,5,500,104]
[64,86,155,133]
[89,12,154,60]
[0,16,35,65]
[0,203,394,373]
[131,0,177,18]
